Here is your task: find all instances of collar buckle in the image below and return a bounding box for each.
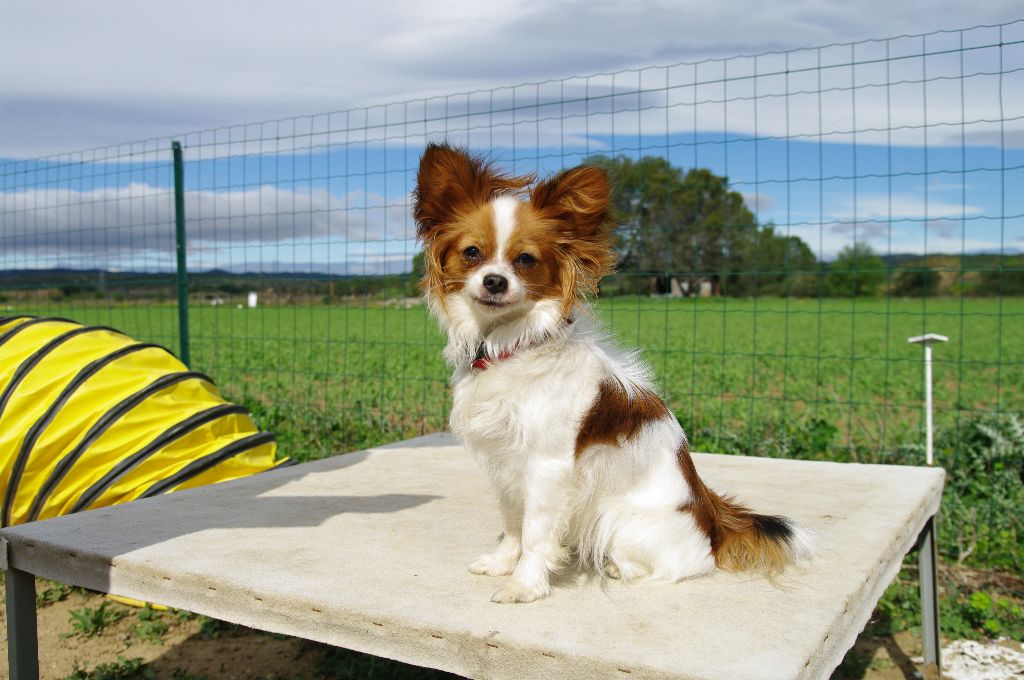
[472,343,516,371]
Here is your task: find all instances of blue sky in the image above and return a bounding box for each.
[2,2,1023,273]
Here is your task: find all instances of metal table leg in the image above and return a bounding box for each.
[918,517,941,677]
[5,567,39,680]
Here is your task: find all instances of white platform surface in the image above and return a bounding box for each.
[1,433,945,680]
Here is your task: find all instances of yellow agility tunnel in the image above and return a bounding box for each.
[0,315,285,527]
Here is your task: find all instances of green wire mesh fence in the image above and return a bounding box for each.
[2,20,1023,569]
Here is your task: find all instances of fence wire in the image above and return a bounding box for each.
[2,20,1023,569]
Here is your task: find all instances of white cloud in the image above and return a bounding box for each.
[819,192,990,256]
[2,1,1022,157]
[741,192,777,213]
[826,217,974,241]
[827,220,893,240]
[0,184,414,261]
[786,221,1010,260]
[849,195,983,220]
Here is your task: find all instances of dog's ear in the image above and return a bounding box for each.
[530,165,612,239]
[531,165,617,313]
[413,143,530,241]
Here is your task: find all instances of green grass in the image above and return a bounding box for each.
[23,296,1023,461]
[871,569,1024,642]
[62,657,153,680]
[37,580,77,607]
[131,605,170,645]
[65,601,129,638]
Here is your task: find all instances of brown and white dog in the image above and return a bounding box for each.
[413,143,812,603]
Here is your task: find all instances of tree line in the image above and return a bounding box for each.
[584,154,1023,298]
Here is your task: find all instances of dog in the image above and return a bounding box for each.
[413,143,812,603]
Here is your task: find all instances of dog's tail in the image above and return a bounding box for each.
[676,441,813,575]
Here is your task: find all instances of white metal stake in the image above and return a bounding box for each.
[924,342,934,465]
[908,332,948,675]
[908,333,949,466]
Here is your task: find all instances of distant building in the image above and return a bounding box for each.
[653,276,713,297]
[670,277,713,298]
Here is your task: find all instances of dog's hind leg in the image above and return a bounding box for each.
[603,507,716,583]
[604,555,650,581]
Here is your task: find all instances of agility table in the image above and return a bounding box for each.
[3,433,945,680]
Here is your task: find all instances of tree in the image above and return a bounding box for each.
[587,154,817,296]
[407,251,426,297]
[745,224,819,296]
[587,155,756,295]
[892,266,941,297]
[976,264,1024,296]
[828,242,886,297]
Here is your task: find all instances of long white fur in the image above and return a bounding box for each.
[422,199,699,604]
[431,195,809,604]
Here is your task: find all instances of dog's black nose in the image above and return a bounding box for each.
[483,274,508,294]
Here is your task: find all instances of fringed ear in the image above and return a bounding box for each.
[531,166,617,312]
[530,166,613,238]
[413,142,531,241]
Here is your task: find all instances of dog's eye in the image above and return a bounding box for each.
[514,252,537,268]
[463,246,482,262]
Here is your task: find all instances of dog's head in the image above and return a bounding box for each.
[413,143,616,329]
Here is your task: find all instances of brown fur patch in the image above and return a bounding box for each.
[413,143,531,304]
[427,203,498,296]
[676,440,794,575]
[502,203,568,302]
[529,166,617,313]
[574,378,670,457]
[414,143,531,238]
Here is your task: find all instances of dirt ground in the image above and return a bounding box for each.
[0,584,326,679]
[832,630,934,679]
[0,579,950,680]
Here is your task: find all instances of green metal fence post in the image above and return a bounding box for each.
[172,141,191,368]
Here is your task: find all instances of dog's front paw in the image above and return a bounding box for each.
[491,578,549,604]
[469,552,518,576]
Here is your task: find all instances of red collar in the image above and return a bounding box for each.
[470,317,574,372]
[471,343,518,371]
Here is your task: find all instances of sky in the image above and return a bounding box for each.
[2,0,1023,272]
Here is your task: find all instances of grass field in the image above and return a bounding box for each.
[22,296,1024,463]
